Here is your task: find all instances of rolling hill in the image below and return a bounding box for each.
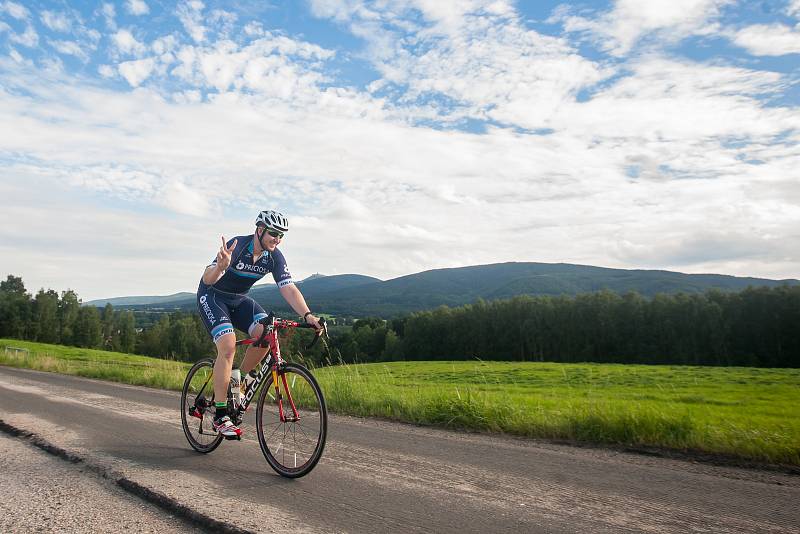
[87,262,799,318]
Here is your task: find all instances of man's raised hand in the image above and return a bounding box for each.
[216,236,237,271]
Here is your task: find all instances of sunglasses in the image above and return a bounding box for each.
[264,229,284,239]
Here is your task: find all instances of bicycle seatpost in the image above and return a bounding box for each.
[253,312,275,347]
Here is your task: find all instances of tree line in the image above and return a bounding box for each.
[1,274,798,367]
[0,275,210,359]
[331,286,800,367]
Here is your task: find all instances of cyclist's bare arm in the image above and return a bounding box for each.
[279,284,321,329]
[202,236,237,285]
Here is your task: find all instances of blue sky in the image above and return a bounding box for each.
[1,0,799,300]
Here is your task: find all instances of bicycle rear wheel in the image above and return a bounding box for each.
[181,358,223,453]
[256,363,327,478]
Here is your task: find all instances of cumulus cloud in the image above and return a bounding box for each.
[0,1,798,297]
[152,34,178,55]
[177,0,207,43]
[118,57,156,86]
[208,9,237,37]
[551,57,794,142]
[243,21,265,36]
[126,0,149,16]
[312,0,608,130]
[8,24,38,47]
[98,64,115,78]
[166,34,335,101]
[49,40,89,62]
[2,46,796,281]
[1,1,29,20]
[40,10,72,32]
[158,180,210,216]
[731,23,800,56]
[100,3,116,30]
[112,29,147,56]
[8,47,23,63]
[555,0,733,56]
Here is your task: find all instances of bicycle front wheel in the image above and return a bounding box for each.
[181,358,223,453]
[256,363,327,478]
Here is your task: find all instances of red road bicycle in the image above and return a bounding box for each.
[180,313,328,478]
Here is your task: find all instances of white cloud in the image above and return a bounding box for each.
[167,35,335,99]
[158,180,210,216]
[1,1,29,20]
[556,0,733,56]
[118,57,156,86]
[208,9,237,37]
[100,3,116,30]
[789,0,800,17]
[112,29,147,56]
[731,23,800,56]
[8,25,38,47]
[39,56,64,73]
[172,89,202,103]
[41,10,72,32]
[551,57,795,142]
[0,2,799,297]
[152,35,178,55]
[8,47,23,63]
[244,21,265,36]
[311,1,608,130]
[1,51,796,286]
[177,0,207,43]
[0,169,217,300]
[126,0,149,16]
[98,64,115,78]
[50,40,89,62]
[87,28,102,44]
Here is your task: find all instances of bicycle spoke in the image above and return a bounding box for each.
[181,359,223,453]
[266,422,283,441]
[256,364,327,477]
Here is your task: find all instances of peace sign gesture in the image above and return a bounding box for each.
[216,236,237,271]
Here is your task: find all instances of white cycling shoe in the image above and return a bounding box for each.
[212,415,242,438]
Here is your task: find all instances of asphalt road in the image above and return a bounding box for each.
[0,366,798,533]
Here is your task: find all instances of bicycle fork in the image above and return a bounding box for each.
[275,369,300,423]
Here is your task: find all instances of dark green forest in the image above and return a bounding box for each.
[1,274,798,367]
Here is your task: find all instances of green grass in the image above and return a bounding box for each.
[2,339,798,466]
[313,361,800,466]
[0,339,190,390]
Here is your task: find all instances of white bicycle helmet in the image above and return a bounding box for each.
[255,210,289,232]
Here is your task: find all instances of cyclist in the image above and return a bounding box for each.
[196,210,321,438]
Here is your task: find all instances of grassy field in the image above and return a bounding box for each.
[1,338,798,466]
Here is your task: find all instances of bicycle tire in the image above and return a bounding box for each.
[181,357,224,453]
[255,363,327,478]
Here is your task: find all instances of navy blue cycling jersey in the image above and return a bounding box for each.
[203,234,293,295]
[196,234,293,342]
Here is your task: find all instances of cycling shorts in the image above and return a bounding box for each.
[196,283,268,343]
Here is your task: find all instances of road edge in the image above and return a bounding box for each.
[0,418,253,534]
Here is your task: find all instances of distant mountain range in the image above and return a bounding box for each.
[85,262,799,317]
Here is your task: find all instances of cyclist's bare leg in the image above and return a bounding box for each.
[240,323,269,374]
[213,332,237,403]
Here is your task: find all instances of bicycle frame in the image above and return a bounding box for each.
[233,316,306,423]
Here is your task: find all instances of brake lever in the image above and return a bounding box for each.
[306,317,328,350]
